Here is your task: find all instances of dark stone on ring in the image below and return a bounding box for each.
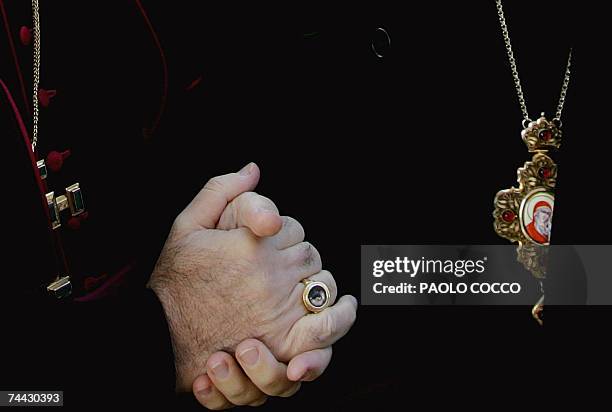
[302,280,330,313]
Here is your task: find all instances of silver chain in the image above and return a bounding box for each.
[495,0,572,124]
[31,0,41,152]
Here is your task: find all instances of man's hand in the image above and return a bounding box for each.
[192,168,342,408]
[191,339,332,409]
[148,163,357,392]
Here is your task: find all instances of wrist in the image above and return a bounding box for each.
[148,280,208,392]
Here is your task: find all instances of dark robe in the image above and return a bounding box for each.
[1,1,609,410]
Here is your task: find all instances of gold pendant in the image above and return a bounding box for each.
[493,114,562,325]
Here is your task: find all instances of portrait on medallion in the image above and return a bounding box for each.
[520,190,554,245]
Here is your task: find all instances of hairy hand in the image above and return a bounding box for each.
[148,163,356,392]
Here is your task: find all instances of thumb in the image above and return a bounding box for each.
[180,162,260,230]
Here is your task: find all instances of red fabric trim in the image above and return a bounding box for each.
[83,272,107,291]
[74,261,134,302]
[0,0,31,117]
[186,76,203,91]
[52,221,71,279]
[134,0,168,137]
[0,78,45,212]
[1,77,71,279]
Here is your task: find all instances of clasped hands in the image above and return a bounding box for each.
[148,163,357,409]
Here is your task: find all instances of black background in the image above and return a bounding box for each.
[163,2,610,409]
[2,1,610,409]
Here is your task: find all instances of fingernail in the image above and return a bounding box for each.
[239,162,253,176]
[211,360,229,379]
[238,347,259,366]
[196,380,212,397]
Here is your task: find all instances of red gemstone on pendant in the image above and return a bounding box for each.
[502,210,516,222]
[539,129,553,142]
[539,167,552,179]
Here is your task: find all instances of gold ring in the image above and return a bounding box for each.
[301,279,330,313]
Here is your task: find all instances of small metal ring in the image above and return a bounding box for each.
[371,27,391,59]
[522,118,533,129]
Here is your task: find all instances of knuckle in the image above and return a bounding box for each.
[311,313,335,345]
[258,193,275,207]
[300,242,320,268]
[234,192,255,215]
[271,343,292,364]
[285,216,305,238]
[322,313,336,341]
[205,176,225,192]
[171,213,188,232]
[322,270,336,288]
[241,191,258,203]
[243,192,275,212]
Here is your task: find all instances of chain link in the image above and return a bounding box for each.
[495,0,572,124]
[555,48,572,121]
[31,0,41,152]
